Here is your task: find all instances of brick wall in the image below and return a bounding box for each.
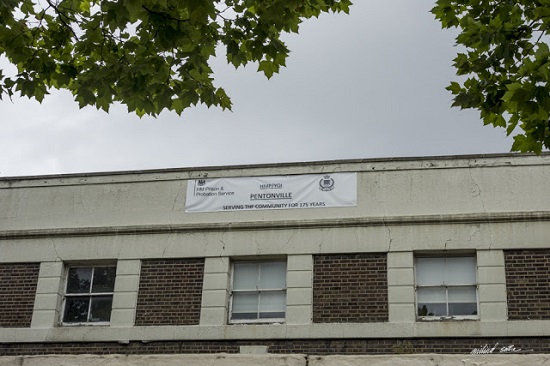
[505,249,550,320]
[1,337,549,355]
[0,263,40,328]
[313,253,388,323]
[135,258,204,326]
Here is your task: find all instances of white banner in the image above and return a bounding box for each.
[185,173,357,212]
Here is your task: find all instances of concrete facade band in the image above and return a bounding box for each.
[1,153,550,359]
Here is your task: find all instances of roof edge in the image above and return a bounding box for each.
[2,152,549,182]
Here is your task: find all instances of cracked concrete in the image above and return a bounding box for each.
[1,354,550,366]
[444,226,461,250]
[385,222,393,252]
[283,230,298,252]
[170,182,185,223]
[49,238,62,262]
[468,165,486,213]
[1,154,550,351]
[219,231,227,255]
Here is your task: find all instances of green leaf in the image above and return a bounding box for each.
[446,81,462,94]
[534,6,550,19]
[79,0,90,14]
[506,114,520,136]
[512,134,542,154]
[123,0,142,21]
[0,0,353,118]
[258,60,278,79]
[434,0,550,152]
[20,0,34,15]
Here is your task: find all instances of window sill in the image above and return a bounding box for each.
[228,319,286,325]
[60,322,111,327]
[417,316,479,322]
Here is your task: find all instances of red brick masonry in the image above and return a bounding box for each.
[135,258,204,326]
[505,249,550,320]
[0,263,40,328]
[313,253,388,323]
[0,337,548,355]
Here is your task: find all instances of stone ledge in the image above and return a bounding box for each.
[4,321,550,343]
[310,354,550,366]
[1,353,550,366]
[0,354,306,366]
[2,211,550,239]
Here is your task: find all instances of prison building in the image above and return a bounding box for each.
[0,153,549,364]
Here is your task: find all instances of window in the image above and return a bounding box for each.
[62,265,116,324]
[230,260,286,323]
[415,256,478,319]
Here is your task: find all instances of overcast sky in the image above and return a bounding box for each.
[0,1,515,177]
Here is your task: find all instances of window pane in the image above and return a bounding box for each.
[231,261,287,322]
[66,267,92,294]
[417,303,446,317]
[92,267,116,293]
[259,291,286,313]
[416,258,444,286]
[417,287,446,303]
[232,292,258,317]
[89,296,113,322]
[260,311,286,319]
[232,312,259,320]
[233,263,258,290]
[259,290,285,319]
[448,286,477,303]
[446,257,476,285]
[259,262,286,289]
[449,302,478,316]
[63,297,90,322]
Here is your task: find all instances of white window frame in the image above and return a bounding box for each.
[414,255,479,321]
[229,260,287,324]
[60,264,116,326]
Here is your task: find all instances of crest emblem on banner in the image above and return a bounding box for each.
[319,175,335,191]
[197,179,206,186]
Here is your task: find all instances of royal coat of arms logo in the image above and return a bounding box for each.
[319,175,335,191]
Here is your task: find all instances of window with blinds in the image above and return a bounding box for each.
[415,256,478,319]
[230,260,286,323]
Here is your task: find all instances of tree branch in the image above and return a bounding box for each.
[44,0,79,40]
[142,5,190,23]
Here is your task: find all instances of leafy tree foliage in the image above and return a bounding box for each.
[0,0,350,116]
[433,0,550,153]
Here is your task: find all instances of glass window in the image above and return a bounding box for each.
[416,256,477,319]
[62,265,116,324]
[230,260,286,323]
